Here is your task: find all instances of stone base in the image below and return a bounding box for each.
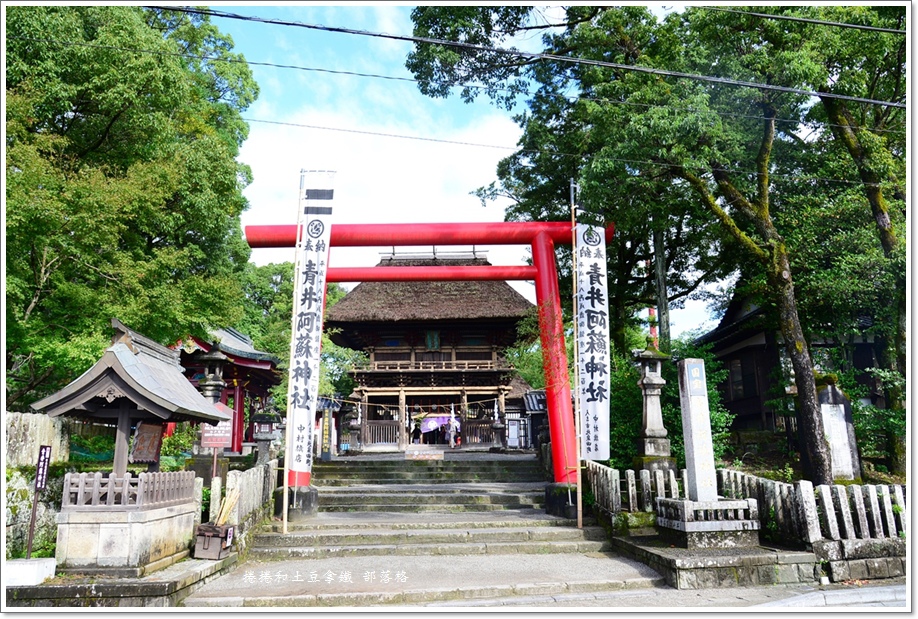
[656,497,761,549]
[658,528,760,550]
[813,537,907,582]
[610,534,819,589]
[185,455,229,488]
[544,483,577,519]
[632,455,677,475]
[4,558,57,586]
[638,437,671,457]
[56,502,197,575]
[275,486,319,521]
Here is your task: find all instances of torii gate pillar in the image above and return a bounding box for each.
[246,221,614,485]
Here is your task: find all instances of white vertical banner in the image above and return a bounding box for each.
[575,223,610,461]
[286,169,335,487]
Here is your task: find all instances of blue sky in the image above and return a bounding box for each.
[210,4,713,337]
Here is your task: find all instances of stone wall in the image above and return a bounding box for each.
[6,411,71,467]
[719,470,907,583]
[221,459,279,553]
[5,469,64,560]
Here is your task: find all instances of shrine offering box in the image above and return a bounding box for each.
[194,523,234,560]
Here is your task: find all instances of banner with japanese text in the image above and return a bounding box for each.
[286,170,335,487]
[575,223,610,461]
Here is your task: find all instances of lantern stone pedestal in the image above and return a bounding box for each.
[489,421,507,452]
[276,486,319,521]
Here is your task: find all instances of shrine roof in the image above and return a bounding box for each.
[325,257,534,324]
[209,327,280,364]
[31,319,231,424]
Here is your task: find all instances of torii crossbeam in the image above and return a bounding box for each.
[246,221,615,485]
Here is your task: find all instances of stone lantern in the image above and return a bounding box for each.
[252,407,282,465]
[196,349,229,404]
[633,339,676,475]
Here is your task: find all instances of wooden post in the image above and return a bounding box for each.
[113,403,132,478]
[398,389,407,450]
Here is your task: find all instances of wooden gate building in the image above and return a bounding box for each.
[324,255,535,451]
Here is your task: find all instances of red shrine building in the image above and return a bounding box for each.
[176,327,281,452]
[324,254,536,451]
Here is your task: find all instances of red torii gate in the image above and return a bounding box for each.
[245,221,614,485]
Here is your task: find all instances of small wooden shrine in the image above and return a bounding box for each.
[324,254,535,451]
[30,319,230,575]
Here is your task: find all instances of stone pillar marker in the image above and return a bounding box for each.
[678,358,718,502]
[656,358,761,549]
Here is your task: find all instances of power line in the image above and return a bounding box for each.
[699,6,907,35]
[242,117,878,189]
[7,36,897,188]
[8,34,904,137]
[147,6,907,110]
[245,117,514,151]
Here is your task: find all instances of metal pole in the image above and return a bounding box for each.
[571,179,583,529]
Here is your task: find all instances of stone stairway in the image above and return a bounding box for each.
[182,453,666,607]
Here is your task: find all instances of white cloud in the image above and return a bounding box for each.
[238,98,535,300]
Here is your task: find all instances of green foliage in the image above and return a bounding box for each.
[68,433,115,462]
[6,6,258,410]
[237,263,365,411]
[406,5,906,484]
[606,350,644,470]
[161,424,196,457]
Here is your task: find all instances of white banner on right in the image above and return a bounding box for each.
[575,223,610,461]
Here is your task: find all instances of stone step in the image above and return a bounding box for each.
[318,502,543,513]
[249,539,611,560]
[312,468,545,479]
[317,493,544,507]
[267,513,586,532]
[314,459,544,467]
[181,552,666,608]
[254,525,608,548]
[312,476,545,486]
[314,464,544,471]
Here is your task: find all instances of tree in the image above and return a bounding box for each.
[404,5,908,484]
[5,6,258,409]
[238,263,365,411]
[464,7,738,356]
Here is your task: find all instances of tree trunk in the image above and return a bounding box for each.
[653,226,671,353]
[769,249,834,486]
[821,96,906,393]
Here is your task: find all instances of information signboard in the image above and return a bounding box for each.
[201,403,234,449]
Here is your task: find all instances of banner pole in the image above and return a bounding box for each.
[282,171,309,534]
[570,178,583,530]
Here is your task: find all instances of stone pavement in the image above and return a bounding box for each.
[180,547,907,609]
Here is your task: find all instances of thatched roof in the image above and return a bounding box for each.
[325,257,534,324]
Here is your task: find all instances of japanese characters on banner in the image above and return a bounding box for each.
[575,223,610,461]
[286,170,335,487]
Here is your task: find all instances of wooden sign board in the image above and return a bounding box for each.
[405,450,444,461]
[129,422,163,464]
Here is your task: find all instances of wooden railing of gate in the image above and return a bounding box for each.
[365,420,399,444]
